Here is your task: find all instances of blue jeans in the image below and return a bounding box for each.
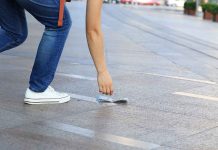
[0,0,72,92]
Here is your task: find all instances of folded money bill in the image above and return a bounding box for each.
[96,94,128,104]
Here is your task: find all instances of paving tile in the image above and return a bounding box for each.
[163,127,218,150]
[52,105,218,145]
[132,91,218,121]
[0,108,38,130]
[152,146,179,150]
[0,123,145,150]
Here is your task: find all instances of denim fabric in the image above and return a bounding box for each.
[0,0,72,92]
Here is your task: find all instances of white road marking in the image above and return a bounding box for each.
[69,93,116,106]
[69,93,97,103]
[144,73,216,85]
[38,121,160,150]
[71,62,81,65]
[57,73,96,81]
[174,92,218,102]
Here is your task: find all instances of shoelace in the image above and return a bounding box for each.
[47,86,56,93]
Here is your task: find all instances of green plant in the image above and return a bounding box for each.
[184,1,196,10]
[201,3,218,14]
[201,3,209,12]
[211,4,218,14]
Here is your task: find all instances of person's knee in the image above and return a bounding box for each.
[46,17,72,33]
[59,15,72,31]
[0,28,28,52]
[57,8,72,31]
[13,31,28,47]
[15,31,28,46]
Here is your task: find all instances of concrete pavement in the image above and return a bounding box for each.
[1,1,218,149]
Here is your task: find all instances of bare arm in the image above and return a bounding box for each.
[86,0,113,95]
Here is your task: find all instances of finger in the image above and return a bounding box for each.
[106,86,111,95]
[110,87,113,95]
[105,87,109,95]
[99,85,103,93]
[109,84,113,95]
[107,85,112,95]
[102,85,106,95]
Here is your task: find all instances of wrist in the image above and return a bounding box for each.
[97,68,108,74]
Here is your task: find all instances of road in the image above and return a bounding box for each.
[1,1,218,149]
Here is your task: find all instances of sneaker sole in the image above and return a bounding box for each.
[24,96,71,105]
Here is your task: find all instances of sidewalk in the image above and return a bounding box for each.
[120,4,203,16]
[1,1,218,149]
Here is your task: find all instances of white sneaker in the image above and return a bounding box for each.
[24,86,71,104]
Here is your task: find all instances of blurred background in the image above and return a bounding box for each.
[73,0,218,15]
